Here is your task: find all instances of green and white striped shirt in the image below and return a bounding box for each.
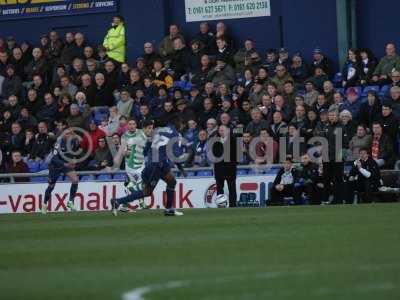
[122,130,147,169]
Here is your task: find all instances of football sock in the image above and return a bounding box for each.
[166,187,175,210]
[44,185,55,204]
[117,190,145,205]
[69,183,78,203]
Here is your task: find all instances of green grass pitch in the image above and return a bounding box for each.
[1,204,399,300]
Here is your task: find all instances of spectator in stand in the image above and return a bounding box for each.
[198,97,217,128]
[311,47,332,77]
[17,107,37,130]
[215,22,234,50]
[372,42,400,85]
[329,91,345,112]
[269,111,288,142]
[60,75,78,98]
[278,48,290,69]
[388,86,400,118]
[104,60,119,91]
[255,128,278,164]
[360,48,378,85]
[237,99,252,127]
[215,37,234,66]
[342,48,363,87]
[103,15,126,63]
[349,124,372,161]
[303,81,317,108]
[6,94,21,120]
[191,54,212,88]
[60,32,75,65]
[70,58,85,86]
[0,50,9,76]
[323,80,335,105]
[159,24,185,58]
[31,74,47,99]
[23,128,35,159]
[9,122,25,153]
[36,92,58,125]
[48,31,63,65]
[24,47,47,83]
[271,65,293,92]
[313,109,329,137]
[206,118,218,137]
[176,98,197,124]
[270,157,299,205]
[170,37,191,79]
[81,119,106,156]
[72,32,86,60]
[194,22,215,55]
[371,122,395,169]
[290,53,309,85]
[248,80,266,107]
[291,104,309,138]
[234,39,261,73]
[67,103,91,129]
[188,39,204,75]
[31,122,54,160]
[239,131,254,165]
[192,129,209,167]
[117,89,133,118]
[5,36,17,56]
[380,103,399,144]
[245,108,268,136]
[359,90,382,128]
[184,119,199,155]
[207,56,235,87]
[152,59,174,89]
[273,94,292,122]
[2,150,30,182]
[343,87,362,121]
[347,148,381,203]
[339,109,357,161]
[282,80,297,109]
[309,66,329,91]
[91,72,114,107]
[10,47,27,80]
[1,65,22,99]
[263,49,278,77]
[142,42,160,73]
[88,137,113,171]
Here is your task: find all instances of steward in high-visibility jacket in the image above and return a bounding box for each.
[103,17,126,63]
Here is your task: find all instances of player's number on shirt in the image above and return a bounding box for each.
[152,134,169,149]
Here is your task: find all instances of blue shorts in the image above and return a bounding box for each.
[142,162,172,189]
[48,164,74,184]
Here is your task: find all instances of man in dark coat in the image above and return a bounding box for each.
[270,157,299,205]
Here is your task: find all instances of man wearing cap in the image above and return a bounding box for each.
[372,42,400,85]
[103,15,126,63]
[207,56,235,87]
[311,47,333,77]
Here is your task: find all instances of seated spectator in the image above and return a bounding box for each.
[67,103,91,129]
[188,85,204,112]
[370,122,395,168]
[246,108,269,136]
[1,64,22,99]
[322,80,335,104]
[36,92,58,125]
[81,119,106,156]
[255,128,278,164]
[191,129,209,167]
[360,48,378,85]
[308,66,329,91]
[23,128,35,159]
[282,80,297,109]
[2,150,30,182]
[339,110,357,160]
[184,119,199,150]
[17,107,37,130]
[263,48,278,77]
[159,24,185,58]
[249,80,266,107]
[117,89,133,118]
[31,122,54,160]
[137,103,153,128]
[141,42,160,72]
[342,87,361,121]
[206,118,218,137]
[207,56,235,87]
[60,75,78,98]
[349,125,372,161]
[6,94,21,120]
[259,94,274,123]
[389,69,400,89]
[217,98,239,126]
[269,111,288,141]
[342,48,363,87]
[70,58,85,86]
[158,100,175,127]
[215,37,234,66]
[194,22,215,55]
[358,91,381,128]
[305,109,318,140]
[271,65,293,92]
[277,48,290,70]
[296,154,321,205]
[239,131,254,165]
[9,122,25,153]
[388,86,400,119]
[88,137,113,171]
[372,42,400,85]
[289,53,309,85]
[314,109,329,137]
[117,63,131,88]
[24,47,47,82]
[176,98,197,124]
[191,54,212,88]
[10,47,27,81]
[198,98,218,128]
[304,80,319,107]
[380,103,399,146]
[311,47,333,77]
[329,91,345,112]
[126,69,144,96]
[285,124,306,160]
[152,59,173,89]
[270,157,299,205]
[57,93,72,120]
[291,104,309,137]
[90,72,114,107]
[234,39,261,73]
[31,74,47,99]
[347,148,381,203]
[313,94,330,115]
[104,60,119,91]
[237,99,252,127]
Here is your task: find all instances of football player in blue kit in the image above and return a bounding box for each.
[111,116,188,216]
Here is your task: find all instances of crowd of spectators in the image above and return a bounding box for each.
[1,19,400,182]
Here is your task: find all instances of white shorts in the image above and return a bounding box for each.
[126,165,144,184]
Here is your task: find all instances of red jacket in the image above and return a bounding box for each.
[4,161,30,182]
[80,128,106,155]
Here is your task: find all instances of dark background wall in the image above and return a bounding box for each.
[0,0,398,70]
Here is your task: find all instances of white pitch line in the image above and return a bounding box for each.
[122,281,187,300]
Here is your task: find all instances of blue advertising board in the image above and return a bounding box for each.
[0,0,117,21]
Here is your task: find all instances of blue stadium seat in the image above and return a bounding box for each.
[31,176,47,183]
[113,173,126,181]
[97,174,112,181]
[264,169,279,175]
[333,72,343,86]
[379,85,390,97]
[27,160,40,173]
[196,170,213,177]
[185,171,196,177]
[184,82,193,92]
[173,81,186,90]
[80,175,93,181]
[237,169,248,175]
[335,87,345,95]
[347,86,362,96]
[362,85,380,97]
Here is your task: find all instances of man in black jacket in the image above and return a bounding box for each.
[346,148,381,203]
[296,154,322,205]
[211,125,238,207]
[270,157,299,205]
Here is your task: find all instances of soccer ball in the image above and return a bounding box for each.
[215,194,228,208]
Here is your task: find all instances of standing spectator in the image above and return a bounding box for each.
[36,92,58,125]
[290,53,309,85]
[215,22,234,50]
[359,90,382,127]
[170,37,191,79]
[31,122,55,160]
[339,110,357,161]
[349,125,372,161]
[215,37,234,66]
[380,103,399,144]
[60,32,75,65]
[24,47,47,82]
[2,150,30,182]
[263,49,278,77]
[141,43,160,73]
[48,31,63,66]
[159,24,185,58]
[194,22,215,54]
[1,65,22,99]
[246,108,269,136]
[192,129,209,167]
[188,39,205,75]
[360,48,378,85]
[234,39,261,73]
[271,65,293,92]
[91,73,114,107]
[372,42,400,85]
[103,15,126,63]
[343,87,362,121]
[207,56,235,87]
